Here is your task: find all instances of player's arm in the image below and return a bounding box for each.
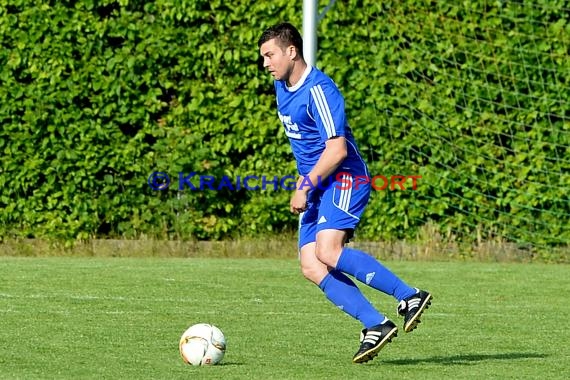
[290,81,348,213]
[299,136,347,191]
[291,136,345,213]
[302,82,348,190]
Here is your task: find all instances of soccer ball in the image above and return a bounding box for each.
[179,323,226,366]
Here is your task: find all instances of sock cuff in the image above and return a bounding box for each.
[318,271,333,290]
[336,247,352,270]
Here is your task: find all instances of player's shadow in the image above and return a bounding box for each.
[218,361,244,367]
[384,352,547,366]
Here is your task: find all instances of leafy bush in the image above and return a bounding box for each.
[1,0,568,253]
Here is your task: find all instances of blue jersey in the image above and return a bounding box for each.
[274,66,368,177]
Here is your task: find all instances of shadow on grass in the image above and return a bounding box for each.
[218,361,245,367]
[384,352,547,366]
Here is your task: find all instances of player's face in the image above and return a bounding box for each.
[259,38,294,81]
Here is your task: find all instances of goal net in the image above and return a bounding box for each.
[324,1,569,258]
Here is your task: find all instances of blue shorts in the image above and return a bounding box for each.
[298,173,371,249]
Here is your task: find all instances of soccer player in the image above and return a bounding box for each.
[258,23,433,363]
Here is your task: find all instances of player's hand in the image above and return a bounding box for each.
[290,190,308,214]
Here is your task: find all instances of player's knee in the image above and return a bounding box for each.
[300,262,325,285]
[315,244,342,268]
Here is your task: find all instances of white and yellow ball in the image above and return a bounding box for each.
[179,323,226,366]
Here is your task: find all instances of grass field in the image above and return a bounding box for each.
[0,257,568,379]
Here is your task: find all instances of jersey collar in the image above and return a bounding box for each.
[286,65,312,92]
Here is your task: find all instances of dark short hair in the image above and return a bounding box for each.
[258,22,303,57]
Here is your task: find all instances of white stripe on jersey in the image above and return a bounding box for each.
[310,85,336,138]
[338,174,352,212]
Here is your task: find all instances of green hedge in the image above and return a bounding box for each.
[1,0,569,250]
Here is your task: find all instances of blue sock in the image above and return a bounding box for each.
[319,270,385,329]
[336,247,417,301]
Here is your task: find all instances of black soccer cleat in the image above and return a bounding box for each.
[352,320,398,364]
[398,289,433,333]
